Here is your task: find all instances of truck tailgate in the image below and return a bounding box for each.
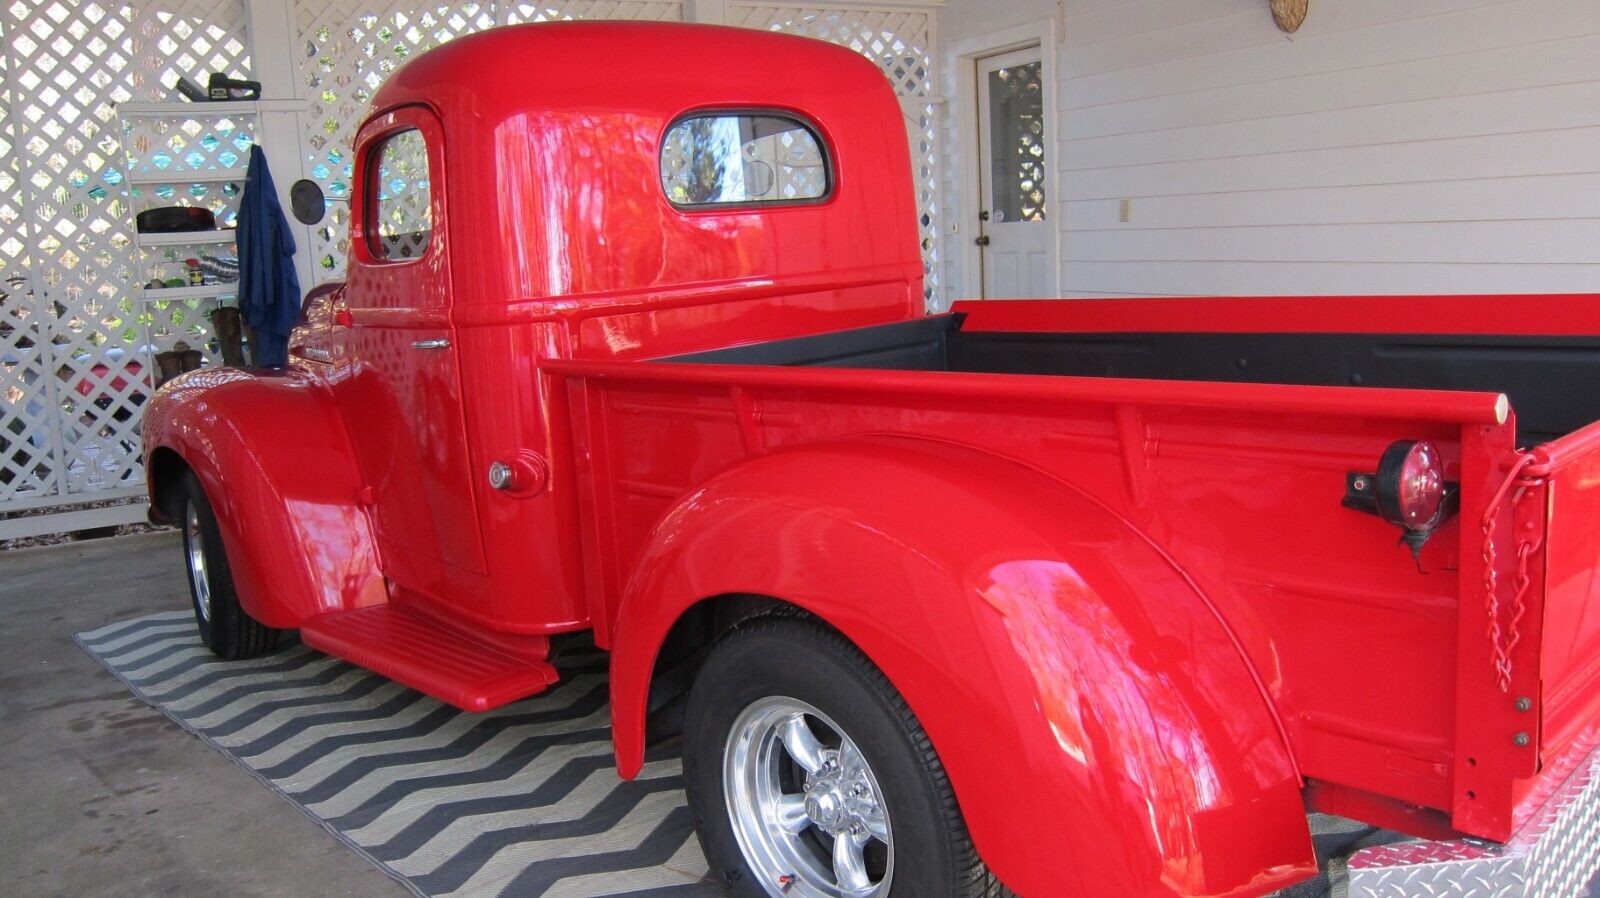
[1538,420,1600,761]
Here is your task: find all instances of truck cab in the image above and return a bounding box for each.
[285,24,921,640]
[142,21,1600,898]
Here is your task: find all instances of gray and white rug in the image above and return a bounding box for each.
[75,611,716,898]
[78,611,1385,898]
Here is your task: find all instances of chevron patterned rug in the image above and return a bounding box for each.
[79,612,1414,898]
[75,611,718,898]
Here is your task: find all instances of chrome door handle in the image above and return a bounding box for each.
[411,338,450,350]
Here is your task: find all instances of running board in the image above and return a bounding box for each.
[300,605,559,712]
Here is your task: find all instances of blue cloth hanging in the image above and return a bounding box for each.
[236,145,301,368]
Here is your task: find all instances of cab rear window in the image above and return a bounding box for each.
[660,113,831,208]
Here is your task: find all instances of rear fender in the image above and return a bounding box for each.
[609,436,1314,898]
[143,369,384,628]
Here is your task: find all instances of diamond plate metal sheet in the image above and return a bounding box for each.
[1344,744,1600,898]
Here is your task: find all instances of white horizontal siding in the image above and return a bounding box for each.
[938,0,1600,299]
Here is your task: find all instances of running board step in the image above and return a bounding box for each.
[300,605,558,712]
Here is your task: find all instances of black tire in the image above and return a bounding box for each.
[179,471,281,659]
[683,615,1009,898]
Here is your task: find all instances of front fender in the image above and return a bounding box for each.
[143,369,384,628]
[610,436,1314,898]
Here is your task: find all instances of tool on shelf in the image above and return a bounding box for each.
[167,73,265,103]
[172,76,209,103]
[136,207,216,233]
[207,74,263,101]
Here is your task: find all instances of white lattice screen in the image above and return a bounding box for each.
[727,3,940,308]
[1,0,939,533]
[0,0,250,528]
[294,0,937,299]
[295,0,685,282]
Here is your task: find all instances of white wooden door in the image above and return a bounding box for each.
[976,46,1051,299]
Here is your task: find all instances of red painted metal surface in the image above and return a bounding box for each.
[546,352,1499,840]
[155,23,921,635]
[142,368,385,628]
[596,435,1316,897]
[137,20,1600,897]
[1533,422,1600,789]
[300,604,557,711]
[335,105,494,620]
[957,294,1600,336]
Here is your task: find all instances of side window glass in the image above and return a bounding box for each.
[368,129,433,260]
[660,113,830,207]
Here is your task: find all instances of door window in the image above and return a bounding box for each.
[986,60,1046,224]
[368,128,433,260]
[660,113,830,207]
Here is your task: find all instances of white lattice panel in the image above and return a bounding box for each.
[1,20,56,504]
[124,112,252,175]
[0,0,250,516]
[295,0,682,282]
[727,4,940,308]
[122,104,251,419]
[296,0,494,279]
[0,277,60,500]
[141,295,232,362]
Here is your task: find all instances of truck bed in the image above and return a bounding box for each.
[554,294,1600,847]
[669,307,1600,447]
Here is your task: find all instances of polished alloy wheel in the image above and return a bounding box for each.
[723,696,893,898]
[185,502,213,623]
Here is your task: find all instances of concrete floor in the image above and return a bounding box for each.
[3,531,1596,897]
[0,530,402,898]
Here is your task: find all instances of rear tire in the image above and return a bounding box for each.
[180,471,280,659]
[682,615,1009,898]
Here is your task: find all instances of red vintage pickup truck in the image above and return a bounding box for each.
[141,21,1600,898]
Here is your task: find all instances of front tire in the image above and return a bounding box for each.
[180,471,281,659]
[683,615,1006,898]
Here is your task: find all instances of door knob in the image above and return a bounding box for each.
[411,338,450,350]
[975,235,991,247]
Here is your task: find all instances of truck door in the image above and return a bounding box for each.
[334,106,488,586]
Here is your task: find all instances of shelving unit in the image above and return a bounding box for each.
[134,230,241,248]
[125,167,249,186]
[139,284,239,301]
[118,99,309,118]
[117,101,258,370]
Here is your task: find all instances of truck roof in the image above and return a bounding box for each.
[372,21,888,123]
[358,21,924,315]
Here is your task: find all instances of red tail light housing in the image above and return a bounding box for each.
[1377,440,1446,530]
[1344,440,1455,540]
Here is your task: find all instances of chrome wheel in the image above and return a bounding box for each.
[185,502,212,623]
[724,697,893,898]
